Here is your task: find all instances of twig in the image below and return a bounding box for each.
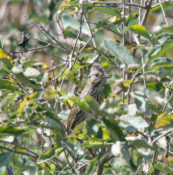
[64,1,146,9]
[0,140,37,157]
[159,0,168,25]
[13,44,51,53]
[53,63,68,81]
[47,63,66,73]
[152,129,173,144]
[39,24,70,53]
[162,94,173,112]
[141,0,153,25]
[63,147,76,174]
[0,146,37,158]
[83,14,97,51]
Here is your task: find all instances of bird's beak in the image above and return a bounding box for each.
[103,72,109,78]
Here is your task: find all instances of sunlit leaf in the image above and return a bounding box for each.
[0,49,12,61]
[125,12,138,26]
[37,149,55,164]
[155,112,173,129]
[0,79,18,91]
[120,115,148,130]
[22,60,36,68]
[0,125,25,136]
[24,67,40,77]
[123,80,132,88]
[83,138,106,148]
[130,24,150,40]
[17,97,28,116]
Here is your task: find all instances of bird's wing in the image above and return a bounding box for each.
[67,105,85,130]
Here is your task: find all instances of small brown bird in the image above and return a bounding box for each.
[67,63,108,130]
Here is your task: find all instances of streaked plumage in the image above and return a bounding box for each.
[67,63,108,130]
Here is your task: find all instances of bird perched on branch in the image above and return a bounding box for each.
[67,63,109,130]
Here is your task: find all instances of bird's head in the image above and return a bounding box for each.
[88,63,109,87]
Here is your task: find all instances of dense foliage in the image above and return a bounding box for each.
[0,0,173,174]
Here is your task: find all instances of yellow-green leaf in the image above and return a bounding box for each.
[130,24,150,40]
[155,112,173,129]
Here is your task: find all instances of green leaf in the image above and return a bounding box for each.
[14,73,42,91]
[102,117,126,141]
[133,91,150,115]
[1,94,16,112]
[130,25,150,40]
[37,149,55,164]
[155,112,173,129]
[44,111,64,127]
[85,96,100,114]
[0,58,13,70]
[60,15,89,35]
[71,96,91,113]
[148,57,173,70]
[0,79,18,91]
[149,40,173,64]
[86,118,99,135]
[154,163,173,174]
[83,138,106,148]
[94,6,121,17]
[151,2,173,13]
[0,67,10,78]
[132,139,155,149]
[125,13,138,26]
[147,82,164,91]
[0,152,13,167]
[0,125,25,136]
[104,40,136,65]
[22,60,36,68]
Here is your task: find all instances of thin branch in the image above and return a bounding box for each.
[13,44,51,54]
[0,146,37,158]
[63,147,76,174]
[152,129,173,144]
[159,0,168,25]
[39,24,70,53]
[83,14,97,51]
[141,0,153,25]
[162,94,173,112]
[47,63,66,73]
[0,140,37,157]
[64,1,146,9]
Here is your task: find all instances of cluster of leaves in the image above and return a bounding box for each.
[0,0,173,175]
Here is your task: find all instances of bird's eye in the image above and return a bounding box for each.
[95,73,99,77]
